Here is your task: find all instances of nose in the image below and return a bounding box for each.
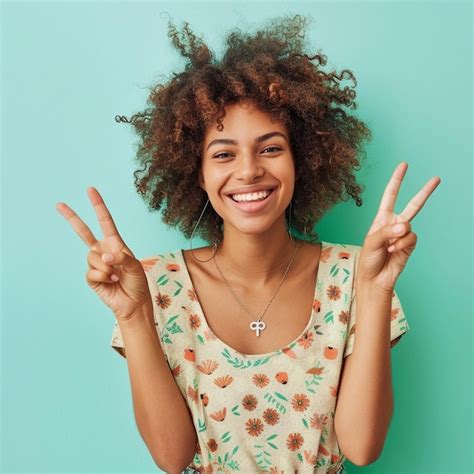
[234,154,264,181]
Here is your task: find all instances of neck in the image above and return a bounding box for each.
[214,221,301,287]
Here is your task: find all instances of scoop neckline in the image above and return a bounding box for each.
[177,240,327,360]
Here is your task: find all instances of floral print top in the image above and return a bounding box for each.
[110,241,410,473]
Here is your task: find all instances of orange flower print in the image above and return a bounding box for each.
[214,375,233,388]
[291,393,310,412]
[189,312,202,330]
[304,449,318,465]
[337,251,350,260]
[210,407,227,421]
[326,285,342,301]
[310,412,329,430]
[297,330,314,349]
[155,292,171,309]
[139,257,159,272]
[338,309,349,325]
[312,298,321,312]
[187,385,198,403]
[318,443,330,456]
[320,246,332,263]
[207,438,218,452]
[166,263,180,272]
[287,432,304,451]
[390,306,400,322]
[269,468,284,474]
[245,418,264,436]
[197,360,219,375]
[188,287,198,301]
[242,394,258,411]
[262,407,280,425]
[252,373,270,388]
[329,385,339,397]
[281,347,297,358]
[306,366,324,376]
[171,363,182,377]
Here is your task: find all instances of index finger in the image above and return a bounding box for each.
[87,187,122,239]
[56,202,98,248]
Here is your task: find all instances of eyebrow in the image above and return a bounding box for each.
[206,131,288,151]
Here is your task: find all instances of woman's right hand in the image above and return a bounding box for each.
[56,187,153,321]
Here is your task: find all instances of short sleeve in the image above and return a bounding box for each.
[343,249,410,358]
[110,256,162,359]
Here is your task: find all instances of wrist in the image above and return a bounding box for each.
[116,299,154,326]
[356,277,394,298]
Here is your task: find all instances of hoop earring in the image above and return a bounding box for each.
[287,200,303,247]
[189,198,220,263]
[288,201,308,245]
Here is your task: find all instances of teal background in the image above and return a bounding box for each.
[1,1,472,473]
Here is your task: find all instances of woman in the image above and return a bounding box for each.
[56,14,440,473]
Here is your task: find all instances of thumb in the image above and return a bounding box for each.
[101,250,143,275]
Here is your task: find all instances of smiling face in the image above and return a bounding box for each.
[199,100,296,239]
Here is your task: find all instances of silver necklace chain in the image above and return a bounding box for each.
[212,237,299,337]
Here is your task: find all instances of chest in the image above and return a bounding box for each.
[183,253,320,356]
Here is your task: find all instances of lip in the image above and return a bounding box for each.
[226,188,276,214]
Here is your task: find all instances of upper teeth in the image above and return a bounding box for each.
[231,190,271,202]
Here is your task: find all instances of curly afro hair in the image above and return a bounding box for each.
[116,13,372,245]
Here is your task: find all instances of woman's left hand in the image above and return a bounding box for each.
[357,161,441,294]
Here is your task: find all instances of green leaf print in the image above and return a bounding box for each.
[324,310,334,324]
[329,263,339,277]
[197,417,206,433]
[168,321,183,335]
[214,443,240,470]
[264,392,288,414]
[156,274,169,286]
[170,252,175,259]
[197,334,205,345]
[221,431,231,443]
[274,392,289,401]
[173,280,183,296]
[221,348,273,369]
[254,440,275,470]
[342,268,350,283]
[231,405,241,416]
[164,314,179,328]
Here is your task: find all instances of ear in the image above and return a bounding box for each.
[198,168,206,191]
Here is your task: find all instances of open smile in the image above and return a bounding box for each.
[225,188,276,214]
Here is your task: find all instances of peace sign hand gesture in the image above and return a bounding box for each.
[357,162,441,294]
[56,187,152,321]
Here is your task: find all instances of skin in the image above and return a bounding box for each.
[56,99,442,466]
[334,161,441,464]
[198,99,305,287]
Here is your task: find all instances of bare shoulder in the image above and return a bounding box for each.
[181,246,216,279]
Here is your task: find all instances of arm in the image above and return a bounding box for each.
[334,281,394,466]
[117,302,197,472]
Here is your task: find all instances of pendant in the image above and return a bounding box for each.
[250,319,266,337]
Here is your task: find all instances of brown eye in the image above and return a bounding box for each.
[262,146,281,153]
[214,147,281,159]
[214,152,232,159]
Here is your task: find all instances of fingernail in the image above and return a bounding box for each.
[111,274,119,282]
[102,253,113,263]
[393,224,404,234]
